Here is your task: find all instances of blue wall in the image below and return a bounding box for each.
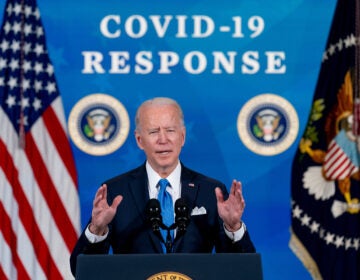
[0,1,337,279]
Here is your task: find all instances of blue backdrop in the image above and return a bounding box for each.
[0,1,338,279]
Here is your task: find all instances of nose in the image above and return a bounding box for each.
[157,129,168,143]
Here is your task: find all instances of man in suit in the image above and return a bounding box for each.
[70,97,256,276]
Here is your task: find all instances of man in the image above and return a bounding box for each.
[70,97,256,276]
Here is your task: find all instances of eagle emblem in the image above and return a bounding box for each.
[84,109,115,142]
[300,70,360,217]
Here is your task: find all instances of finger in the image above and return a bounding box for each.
[111,195,123,210]
[100,184,108,200]
[93,187,103,207]
[215,187,224,203]
[229,180,237,195]
[234,181,242,199]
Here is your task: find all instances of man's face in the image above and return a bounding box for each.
[135,103,185,176]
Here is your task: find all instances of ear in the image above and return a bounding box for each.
[134,131,144,150]
[181,127,186,147]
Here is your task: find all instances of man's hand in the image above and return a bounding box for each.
[89,184,123,235]
[215,180,245,232]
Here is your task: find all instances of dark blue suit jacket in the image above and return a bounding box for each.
[70,163,256,276]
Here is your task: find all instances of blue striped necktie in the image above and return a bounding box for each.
[157,178,174,253]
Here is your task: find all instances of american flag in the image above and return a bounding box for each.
[0,0,80,279]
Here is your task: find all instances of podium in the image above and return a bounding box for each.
[75,253,263,280]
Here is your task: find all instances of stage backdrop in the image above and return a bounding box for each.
[0,1,337,279]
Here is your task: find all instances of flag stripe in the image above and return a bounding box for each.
[32,103,80,234]
[25,125,78,251]
[328,155,350,179]
[0,233,14,280]
[43,104,77,186]
[0,139,62,279]
[0,203,30,280]
[0,167,46,280]
[1,105,75,279]
[0,264,9,280]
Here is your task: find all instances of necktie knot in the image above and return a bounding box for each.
[158,178,170,193]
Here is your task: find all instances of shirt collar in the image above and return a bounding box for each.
[146,161,181,199]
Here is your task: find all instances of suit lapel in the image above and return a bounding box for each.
[180,165,199,209]
[173,164,199,251]
[128,164,163,253]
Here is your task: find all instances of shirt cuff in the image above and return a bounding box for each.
[224,221,246,242]
[85,224,109,243]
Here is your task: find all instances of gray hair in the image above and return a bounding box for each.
[135,97,184,131]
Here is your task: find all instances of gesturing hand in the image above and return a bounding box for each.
[215,180,245,232]
[89,184,123,235]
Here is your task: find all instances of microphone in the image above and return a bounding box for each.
[174,198,190,235]
[146,199,163,235]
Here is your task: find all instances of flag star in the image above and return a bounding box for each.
[322,51,328,62]
[300,214,311,226]
[12,22,21,34]
[34,43,44,56]
[23,42,32,54]
[292,205,303,219]
[33,98,42,111]
[349,34,356,46]
[10,40,20,52]
[336,39,343,51]
[354,238,360,250]
[344,35,352,47]
[34,62,43,74]
[309,221,320,233]
[328,44,336,55]
[334,236,344,248]
[6,3,12,14]
[324,232,334,245]
[8,76,18,89]
[34,8,40,20]
[9,58,19,71]
[36,26,43,38]
[24,23,33,36]
[13,3,22,16]
[46,64,54,76]
[6,95,17,108]
[21,78,31,92]
[0,40,9,52]
[345,238,352,250]
[0,77,4,86]
[20,97,30,109]
[4,21,11,33]
[46,81,56,94]
[0,57,7,70]
[23,60,32,72]
[34,80,42,92]
[25,6,33,17]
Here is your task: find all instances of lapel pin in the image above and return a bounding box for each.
[188,183,195,188]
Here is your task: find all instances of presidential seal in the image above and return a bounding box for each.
[147,271,192,280]
[237,93,299,156]
[68,93,130,156]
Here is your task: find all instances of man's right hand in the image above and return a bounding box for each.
[89,184,123,236]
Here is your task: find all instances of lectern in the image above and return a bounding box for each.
[76,253,263,280]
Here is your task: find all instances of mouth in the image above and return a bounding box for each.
[156,150,171,155]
